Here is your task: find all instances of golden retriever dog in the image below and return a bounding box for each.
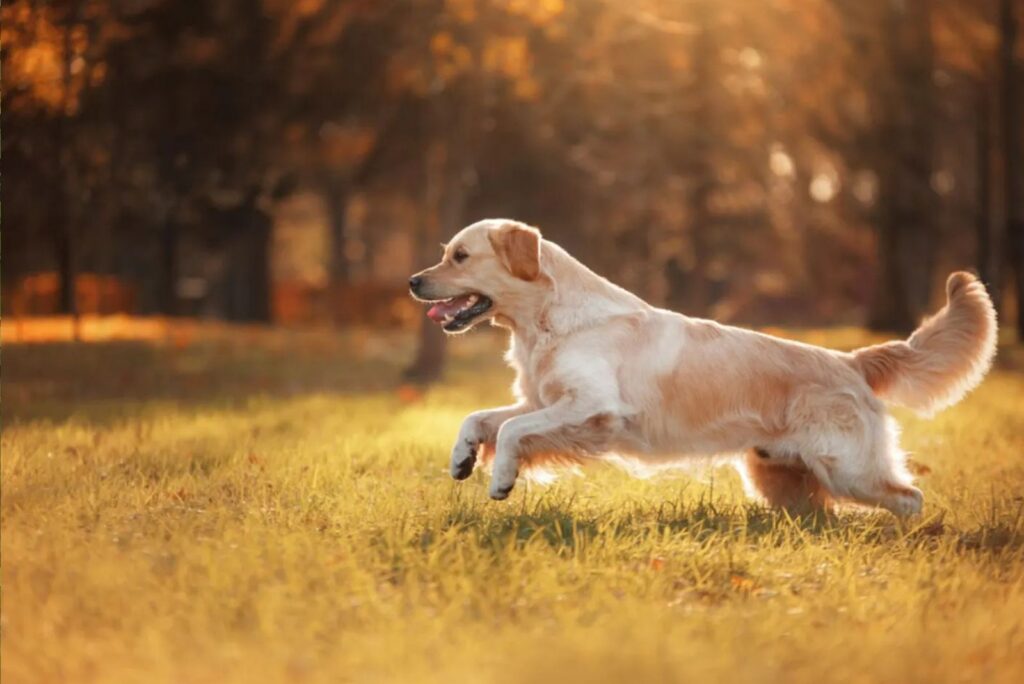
[408,219,997,516]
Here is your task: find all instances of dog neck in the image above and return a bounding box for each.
[496,240,649,346]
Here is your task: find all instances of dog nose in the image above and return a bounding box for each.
[408,275,423,292]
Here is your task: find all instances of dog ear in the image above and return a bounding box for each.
[489,223,541,281]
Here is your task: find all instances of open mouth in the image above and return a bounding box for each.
[425,293,493,332]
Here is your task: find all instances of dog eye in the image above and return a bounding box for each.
[453,249,469,263]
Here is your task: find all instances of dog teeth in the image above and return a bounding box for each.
[467,294,478,306]
[443,313,455,323]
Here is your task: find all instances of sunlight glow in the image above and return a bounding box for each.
[739,47,763,69]
[770,147,795,178]
[809,173,838,202]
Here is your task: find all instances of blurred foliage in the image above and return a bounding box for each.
[2,0,1022,336]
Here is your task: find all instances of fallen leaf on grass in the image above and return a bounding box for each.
[906,458,933,476]
[396,384,423,403]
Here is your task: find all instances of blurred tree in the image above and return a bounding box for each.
[999,0,1024,337]
[2,0,103,321]
[831,0,940,333]
[3,0,1021,355]
[874,0,937,332]
[976,72,998,307]
[394,0,572,381]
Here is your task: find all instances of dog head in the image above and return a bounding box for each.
[409,219,545,333]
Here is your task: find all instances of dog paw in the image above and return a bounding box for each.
[489,481,515,500]
[896,486,924,518]
[450,439,478,480]
[488,462,518,500]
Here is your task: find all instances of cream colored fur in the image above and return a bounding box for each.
[410,219,998,516]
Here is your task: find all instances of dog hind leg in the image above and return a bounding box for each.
[741,449,834,512]
[800,413,923,518]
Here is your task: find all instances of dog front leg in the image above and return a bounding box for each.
[450,403,531,480]
[489,402,605,500]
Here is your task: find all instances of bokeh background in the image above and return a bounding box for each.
[5,5,1024,683]
[3,0,1023,377]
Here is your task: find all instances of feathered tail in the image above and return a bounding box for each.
[850,272,997,416]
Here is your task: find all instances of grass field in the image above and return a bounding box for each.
[3,325,1024,683]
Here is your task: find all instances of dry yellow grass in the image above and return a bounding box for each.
[3,326,1024,683]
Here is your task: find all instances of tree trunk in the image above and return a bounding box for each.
[869,202,915,331]
[673,0,715,315]
[868,0,936,333]
[157,216,178,316]
[54,228,76,317]
[236,204,272,322]
[54,1,81,330]
[976,83,1002,313]
[406,310,447,384]
[403,142,467,384]
[999,0,1024,338]
[251,213,273,323]
[219,197,273,323]
[54,210,76,316]
[324,174,351,290]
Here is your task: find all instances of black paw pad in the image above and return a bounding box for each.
[452,455,476,480]
[491,483,514,500]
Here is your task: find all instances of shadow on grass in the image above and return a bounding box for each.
[3,339,408,424]
[438,495,841,548]
[4,333,513,425]
[434,494,1024,557]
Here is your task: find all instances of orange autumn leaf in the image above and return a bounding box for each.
[396,384,424,403]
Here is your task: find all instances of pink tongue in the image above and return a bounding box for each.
[426,295,473,323]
